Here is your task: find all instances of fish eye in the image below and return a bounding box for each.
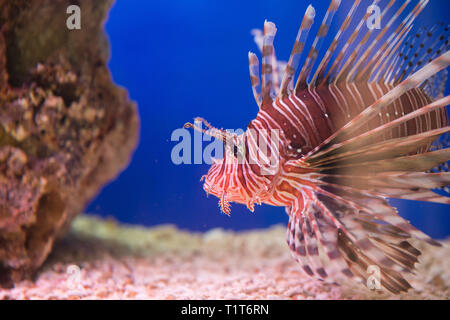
[225,138,241,158]
[233,145,239,157]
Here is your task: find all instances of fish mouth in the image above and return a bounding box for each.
[202,182,247,207]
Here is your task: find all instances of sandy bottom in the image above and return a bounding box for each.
[1,215,449,300]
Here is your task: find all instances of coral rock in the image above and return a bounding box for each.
[0,0,139,286]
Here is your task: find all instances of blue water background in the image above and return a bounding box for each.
[87,0,450,238]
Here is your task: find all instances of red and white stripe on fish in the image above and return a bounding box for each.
[185,0,450,294]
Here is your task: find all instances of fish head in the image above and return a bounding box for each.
[185,118,276,215]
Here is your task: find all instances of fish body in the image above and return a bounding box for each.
[185,0,450,293]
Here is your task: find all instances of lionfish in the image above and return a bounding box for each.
[185,0,450,293]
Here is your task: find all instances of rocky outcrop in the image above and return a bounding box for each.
[0,0,139,286]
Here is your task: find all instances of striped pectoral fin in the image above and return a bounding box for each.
[366,172,450,190]
[376,188,450,205]
[315,180,441,246]
[321,148,450,175]
[337,229,413,294]
[317,172,450,205]
[307,51,450,157]
[364,175,450,205]
[287,201,353,281]
[301,209,329,279]
[430,132,450,183]
[311,148,450,211]
[306,96,450,163]
[305,200,356,281]
[312,172,450,243]
[285,188,425,293]
[311,189,428,293]
[286,206,316,277]
[344,171,450,205]
[317,190,412,272]
[312,126,450,168]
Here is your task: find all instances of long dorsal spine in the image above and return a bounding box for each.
[279,5,315,97]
